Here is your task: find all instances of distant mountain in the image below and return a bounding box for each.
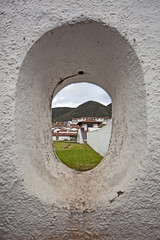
[52,107,74,122]
[52,101,112,122]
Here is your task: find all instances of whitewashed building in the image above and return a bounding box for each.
[52,122,78,141]
[77,119,102,144]
[53,132,77,141]
[72,116,109,124]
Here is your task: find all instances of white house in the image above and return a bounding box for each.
[52,132,77,141]
[72,116,110,124]
[77,119,102,144]
[77,119,102,131]
[52,122,78,141]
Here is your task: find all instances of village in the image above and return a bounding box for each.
[52,116,111,144]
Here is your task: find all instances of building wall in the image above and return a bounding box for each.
[52,136,56,141]
[82,123,88,131]
[0,1,160,239]
[59,136,70,141]
[87,121,112,157]
[77,128,84,144]
[88,127,99,132]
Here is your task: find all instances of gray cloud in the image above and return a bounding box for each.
[52,82,111,108]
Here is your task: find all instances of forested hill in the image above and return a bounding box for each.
[52,101,112,122]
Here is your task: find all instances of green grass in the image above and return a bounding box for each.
[54,141,103,171]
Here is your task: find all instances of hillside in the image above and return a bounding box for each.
[52,101,112,122]
[52,107,74,122]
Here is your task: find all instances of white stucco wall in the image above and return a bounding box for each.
[59,136,70,141]
[88,127,99,132]
[52,136,56,141]
[0,1,160,239]
[93,123,98,128]
[82,123,88,131]
[77,128,84,144]
[87,121,112,157]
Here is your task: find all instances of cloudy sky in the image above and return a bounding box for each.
[52,82,111,108]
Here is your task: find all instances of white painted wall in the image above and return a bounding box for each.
[0,1,160,239]
[88,127,99,132]
[77,128,84,144]
[87,121,112,156]
[82,123,88,131]
[59,136,70,141]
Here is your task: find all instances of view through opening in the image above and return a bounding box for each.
[52,82,112,171]
[15,21,146,205]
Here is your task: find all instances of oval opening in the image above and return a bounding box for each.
[15,20,146,205]
[52,82,112,171]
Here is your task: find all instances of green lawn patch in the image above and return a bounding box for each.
[54,141,103,171]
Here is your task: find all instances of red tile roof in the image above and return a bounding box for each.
[98,123,106,128]
[53,132,77,136]
[70,124,80,128]
[54,124,67,127]
[77,120,102,125]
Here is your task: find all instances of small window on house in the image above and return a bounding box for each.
[52,82,112,171]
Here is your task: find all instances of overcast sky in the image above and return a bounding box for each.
[52,82,111,108]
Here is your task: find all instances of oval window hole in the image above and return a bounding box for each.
[52,82,112,171]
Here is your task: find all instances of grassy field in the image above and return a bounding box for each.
[54,141,103,171]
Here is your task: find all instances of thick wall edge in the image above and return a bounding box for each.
[1,1,160,239]
[15,21,147,207]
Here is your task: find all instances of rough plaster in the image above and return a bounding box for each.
[0,0,160,239]
[87,121,112,157]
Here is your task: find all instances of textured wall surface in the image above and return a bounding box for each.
[87,121,112,157]
[0,0,160,239]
